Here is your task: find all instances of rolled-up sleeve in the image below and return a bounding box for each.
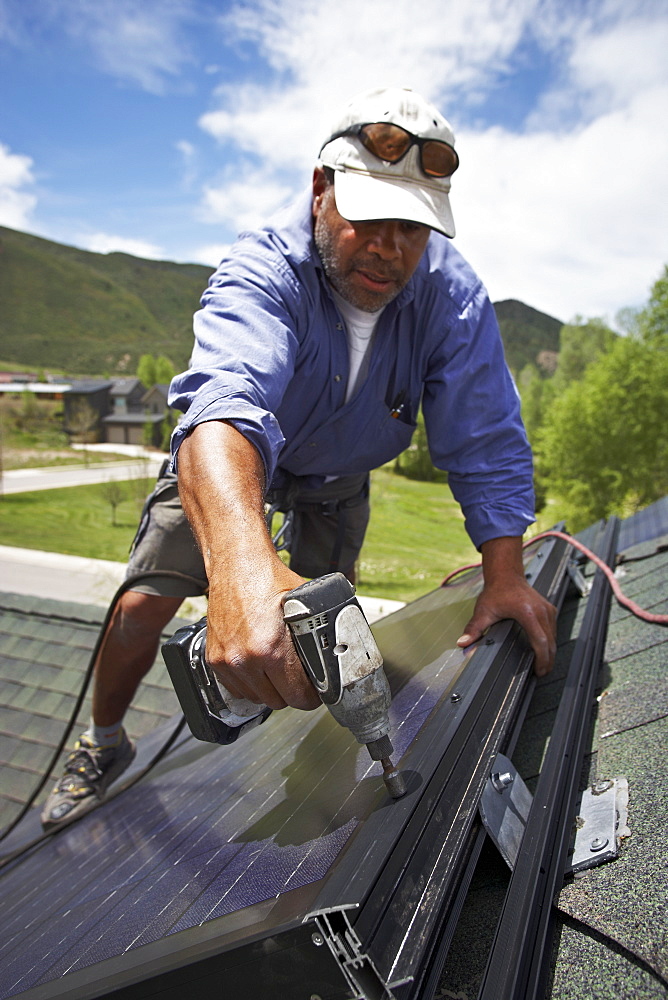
[168,238,303,484]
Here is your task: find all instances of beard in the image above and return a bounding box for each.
[314,210,407,313]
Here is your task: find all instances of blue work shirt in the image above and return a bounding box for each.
[169,190,535,549]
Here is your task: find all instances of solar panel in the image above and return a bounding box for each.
[0,578,481,999]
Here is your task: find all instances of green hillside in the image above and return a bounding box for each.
[494,298,563,376]
[0,226,213,374]
[0,226,563,378]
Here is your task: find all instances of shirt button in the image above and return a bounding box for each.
[336,323,343,330]
[309,442,317,448]
[334,374,342,382]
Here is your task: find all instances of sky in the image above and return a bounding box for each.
[1,0,667,327]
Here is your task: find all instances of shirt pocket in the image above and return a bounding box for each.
[287,395,417,476]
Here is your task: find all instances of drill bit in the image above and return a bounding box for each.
[366,734,407,799]
[380,757,407,799]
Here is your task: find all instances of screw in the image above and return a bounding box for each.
[450,691,461,703]
[310,995,322,1000]
[590,837,609,852]
[491,771,514,792]
[592,780,613,795]
[311,933,324,947]
[485,637,495,645]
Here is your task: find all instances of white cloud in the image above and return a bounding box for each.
[3,0,197,94]
[189,243,231,267]
[82,232,165,258]
[453,87,668,321]
[200,167,295,235]
[201,0,541,168]
[0,142,36,229]
[194,0,668,321]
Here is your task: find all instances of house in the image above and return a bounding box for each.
[0,499,666,999]
[108,378,147,415]
[61,378,171,448]
[142,383,170,415]
[62,380,113,441]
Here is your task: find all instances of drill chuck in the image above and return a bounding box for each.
[284,573,406,799]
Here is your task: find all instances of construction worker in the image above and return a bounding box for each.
[42,86,556,829]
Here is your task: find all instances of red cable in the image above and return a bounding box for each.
[441,529,668,627]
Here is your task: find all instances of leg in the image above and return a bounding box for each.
[91,590,184,726]
[42,473,207,829]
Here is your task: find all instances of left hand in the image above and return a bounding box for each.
[456,537,557,676]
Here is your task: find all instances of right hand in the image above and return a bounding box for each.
[204,558,321,712]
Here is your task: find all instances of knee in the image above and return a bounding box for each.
[111,590,182,639]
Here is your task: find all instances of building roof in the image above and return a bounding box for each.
[110,378,145,396]
[0,499,666,999]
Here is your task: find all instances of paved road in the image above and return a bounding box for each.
[1,457,166,495]
[0,544,403,622]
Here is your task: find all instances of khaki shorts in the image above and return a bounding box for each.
[126,471,370,598]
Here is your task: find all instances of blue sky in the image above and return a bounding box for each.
[1,0,667,326]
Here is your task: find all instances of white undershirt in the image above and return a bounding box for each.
[331,288,385,402]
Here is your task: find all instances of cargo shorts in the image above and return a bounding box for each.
[126,469,370,598]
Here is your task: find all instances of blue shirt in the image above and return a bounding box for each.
[169,190,535,549]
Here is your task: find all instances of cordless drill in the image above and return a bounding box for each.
[161,572,405,799]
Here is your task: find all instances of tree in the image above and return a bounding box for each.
[155,355,176,385]
[393,409,447,482]
[136,354,157,388]
[537,335,668,530]
[551,317,617,392]
[637,265,668,347]
[101,477,125,526]
[64,399,99,465]
[136,354,176,388]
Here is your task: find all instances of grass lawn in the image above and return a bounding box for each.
[0,479,154,562]
[0,466,479,603]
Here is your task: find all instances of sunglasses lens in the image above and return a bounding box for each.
[359,124,458,178]
[361,123,412,163]
[421,140,458,178]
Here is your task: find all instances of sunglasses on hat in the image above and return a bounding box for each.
[321,122,459,179]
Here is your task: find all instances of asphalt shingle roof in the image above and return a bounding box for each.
[0,593,182,832]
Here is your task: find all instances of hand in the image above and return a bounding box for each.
[205,559,322,712]
[456,536,557,676]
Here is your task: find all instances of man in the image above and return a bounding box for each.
[41,86,556,828]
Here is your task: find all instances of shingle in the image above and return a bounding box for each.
[549,918,668,1000]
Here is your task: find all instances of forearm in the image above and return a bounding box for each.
[480,535,526,585]
[177,420,276,591]
[177,420,318,710]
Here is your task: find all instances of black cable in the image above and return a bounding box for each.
[0,569,206,846]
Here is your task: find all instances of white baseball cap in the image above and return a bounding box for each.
[318,87,458,238]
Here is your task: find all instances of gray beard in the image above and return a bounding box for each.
[314,214,404,313]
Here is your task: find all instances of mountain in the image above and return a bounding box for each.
[0,226,212,375]
[0,226,564,377]
[494,298,563,376]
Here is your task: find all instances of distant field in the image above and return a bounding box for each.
[0,467,479,603]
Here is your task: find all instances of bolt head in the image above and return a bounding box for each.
[311,933,324,947]
[590,837,609,852]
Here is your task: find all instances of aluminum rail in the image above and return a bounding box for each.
[477,517,619,1000]
[307,532,572,999]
